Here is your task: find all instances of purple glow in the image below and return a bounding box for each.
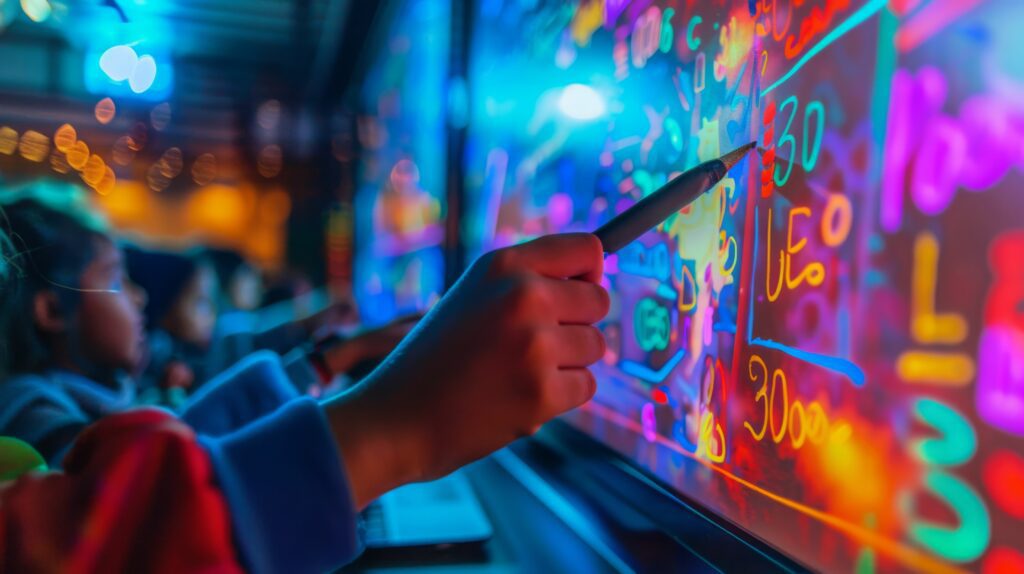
[977,327,1024,437]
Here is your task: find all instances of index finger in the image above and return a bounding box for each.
[513,233,605,282]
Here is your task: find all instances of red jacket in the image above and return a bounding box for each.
[0,409,243,573]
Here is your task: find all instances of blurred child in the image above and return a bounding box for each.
[0,186,404,464]
[1,216,610,572]
[126,247,412,407]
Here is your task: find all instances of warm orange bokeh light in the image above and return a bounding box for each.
[67,140,90,170]
[54,123,76,153]
[18,130,50,162]
[191,152,217,185]
[0,126,18,155]
[94,98,116,125]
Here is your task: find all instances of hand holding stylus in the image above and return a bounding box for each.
[324,233,609,508]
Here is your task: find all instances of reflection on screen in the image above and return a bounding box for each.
[465,1,1024,571]
[354,0,448,325]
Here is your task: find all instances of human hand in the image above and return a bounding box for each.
[324,233,609,508]
[320,314,421,376]
[300,300,357,340]
[159,361,195,390]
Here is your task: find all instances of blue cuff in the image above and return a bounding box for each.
[199,398,360,573]
[281,347,321,393]
[182,351,299,437]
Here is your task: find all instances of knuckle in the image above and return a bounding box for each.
[522,327,552,367]
[485,247,517,276]
[581,233,604,260]
[587,326,607,362]
[580,370,597,401]
[505,276,547,316]
[591,285,611,318]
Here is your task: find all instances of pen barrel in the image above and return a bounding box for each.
[593,159,726,253]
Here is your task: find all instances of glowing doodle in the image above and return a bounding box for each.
[464,0,1022,570]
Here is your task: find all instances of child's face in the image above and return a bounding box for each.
[163,264,218,349]
[230,265,261,311]
[75,239,147,372]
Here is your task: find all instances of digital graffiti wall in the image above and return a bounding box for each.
[464,0,1024,571]
[353,0,448,325]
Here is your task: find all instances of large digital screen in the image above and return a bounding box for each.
[353,0,449,325]
[464,1,1024,571]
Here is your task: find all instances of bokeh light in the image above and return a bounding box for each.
[82,154,106,187]
[0,126,17,155]
[129,55,157,93]
[20,0,50,23]
[111,136,135,165]
[558,84,606,121]
[147,163,171,192]
[191,152,217,185]
[96,166,116,196]
[94,97,116,124]
[18,130,50,162]
[128,121,148,151]
[258,189,292,225]
[99,45,137,82]
[150,102,171,131]
[257,100,281,131]
[158,147,183,178]
[54,123,76,152]
[66,140,89,170]
[257,144,282,178]
[49,150,70,173]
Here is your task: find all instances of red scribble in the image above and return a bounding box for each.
[761,100,777,197]
[652,387,669,404]
[982,450,1024,520]
[985,231,1024,330]
[783,0,852,60]
[982,547,1024,574]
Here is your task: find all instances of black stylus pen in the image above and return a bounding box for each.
[592,141,756,253]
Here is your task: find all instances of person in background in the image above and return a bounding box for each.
[126,246,414,406]
[0,185,406,464]
[0,201,611,572]
[204,247,262,313]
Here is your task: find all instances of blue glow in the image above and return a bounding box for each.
[558,84,606,121]
[99,45,137,81]
[621,349,686,384]
[129,55,157,93]
[86,45,172,100]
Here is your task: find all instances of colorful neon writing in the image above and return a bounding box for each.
[619,241,670,282]
[908,470,990,563]
[881,67,1024,232]
[976,231,1024,436]
[761,100,777,197]
[783,0,852,59]
[686,15,703,50]
[911,398,976,466]
[635,297,671,352]
[895,232,975,386]
[765,207,826,302]
[696,357,728,463]
[773,96,825,187]
[744,354,847,449]
[905,396,990,563]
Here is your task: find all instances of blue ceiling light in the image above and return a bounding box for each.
[129,54,157,93]
[99,44,137,81]
[88,44,172,100]
[558,84,606,121]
